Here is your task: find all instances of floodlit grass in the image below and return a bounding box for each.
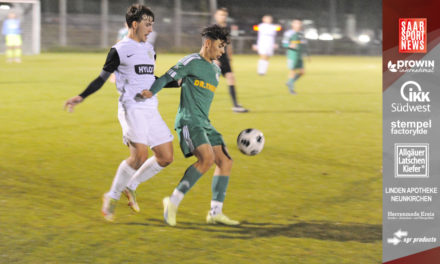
[0,53,381,263]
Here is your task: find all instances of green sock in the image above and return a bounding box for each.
[211,175,229,202]
[287,78,294,85]
[176,165,203,194]
[294,74,302,81]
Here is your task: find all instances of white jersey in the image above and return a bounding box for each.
[257,23,278,47]
[112,37,158,108]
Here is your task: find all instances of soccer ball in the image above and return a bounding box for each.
[237,128,265,156]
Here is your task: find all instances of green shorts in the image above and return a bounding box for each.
[6,34,22,47]
[176,123,225,158]
[287,58,303,70]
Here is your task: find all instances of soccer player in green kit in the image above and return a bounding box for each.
[282,19,306,94]
[139,24,239,226]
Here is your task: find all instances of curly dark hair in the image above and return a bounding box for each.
[126,4,154,28]
[201,24,230,44]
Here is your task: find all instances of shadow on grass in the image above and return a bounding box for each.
[124,218,381,243]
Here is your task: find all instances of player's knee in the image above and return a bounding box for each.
[200,155,215,171]
[226,73,235,82]
[220,156,233,171]
[133,153,148,169]
[157,154,173,167]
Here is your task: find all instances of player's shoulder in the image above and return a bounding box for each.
[142,41,154,49]
[284,29,296,36]
[112,37,131,50]
[258,23,267,29]
[141,41,155,53]
[178,53,202,66]
[212,62,221,73]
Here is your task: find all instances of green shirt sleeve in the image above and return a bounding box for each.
[149,74,175,95]
[165,61,189,81]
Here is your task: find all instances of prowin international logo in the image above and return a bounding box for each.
[400,81,430,102]
[388,60,434,73]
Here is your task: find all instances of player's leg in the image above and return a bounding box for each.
[220,58,246,111]
[257,53,270,75]
[163,143,214,226]
[286,64,296,94]
[173,143,214,201]
[222,63,238,107]
[13,45,22,63]
[102,107,151,221]
[163,125,215,226]
[219,55,243,111]
[102,142,148,221]
[127,141,173,191]
[205,134,239,225]
[296,67,305,80]
[258,44,274,75]
[5,35,13,63]
[12,35,22,63]
[124,108,174,211]
[124,141,173,212]
[225,72,249,113]
[287,58,304,94]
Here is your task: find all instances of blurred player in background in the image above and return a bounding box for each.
[146,30,157,46]
[64,4,178,222]
[282,19,307,94]
[140,24,240,227]
[2,12,22,63]
[254,15,280,75]
[116,22,129,42]
[214,8,248,113]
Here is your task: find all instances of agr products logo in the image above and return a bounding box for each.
[399,18,427,53]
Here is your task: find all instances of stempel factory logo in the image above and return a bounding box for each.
[399,18,427,53]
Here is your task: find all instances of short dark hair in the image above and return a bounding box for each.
[201,24,230,44]
[217,7,228,13]
[126,4,154,28]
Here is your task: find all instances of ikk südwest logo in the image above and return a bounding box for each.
[399,18,427,53]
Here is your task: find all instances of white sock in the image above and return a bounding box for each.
[170,189,184,207]
[127,156,164,191]
[209,200,223,216]
[258,59,269,75]
[107,160,136,200]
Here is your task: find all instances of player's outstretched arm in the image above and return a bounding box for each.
[64,48,119,112]
[64,95,84,112]
[140,74,175,98]
[64,70,112,112]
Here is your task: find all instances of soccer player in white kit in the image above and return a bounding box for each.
[64,5,177,222]
[255,15,280,75]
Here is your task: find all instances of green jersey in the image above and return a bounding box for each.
[165,53,221,129]
[282,30,306,59]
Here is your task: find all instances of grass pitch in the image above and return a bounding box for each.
[0,53,381,263]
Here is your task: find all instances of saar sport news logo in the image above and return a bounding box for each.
[387,60,434,73]
[399,18,427,53]
[391,81,431,113]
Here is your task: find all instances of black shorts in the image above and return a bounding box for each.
[218,52,232,76]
